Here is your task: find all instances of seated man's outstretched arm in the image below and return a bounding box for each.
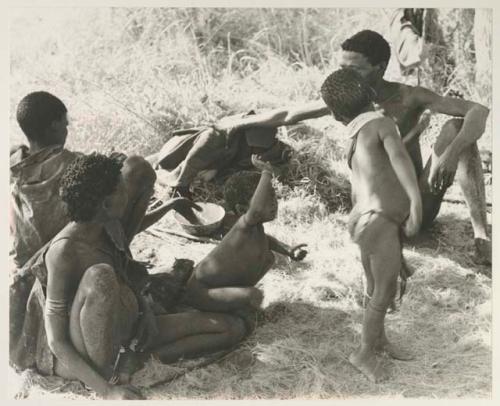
[217,101,330,133]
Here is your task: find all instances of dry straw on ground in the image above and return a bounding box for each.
[9,7,491,400]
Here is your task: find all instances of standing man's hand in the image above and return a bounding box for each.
[403,200,423,237]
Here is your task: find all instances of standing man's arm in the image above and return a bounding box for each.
[378,119,423,237]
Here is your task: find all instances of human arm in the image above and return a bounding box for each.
[44,244,143,399]
[215,100,330,133]
[413,87,489,189]
[379,119,422,236]
[267,235,308,261]
[139,198,202,232]
[242,155,275,226]
[401,109,431,146]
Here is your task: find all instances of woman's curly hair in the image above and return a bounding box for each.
[60,153,123,222]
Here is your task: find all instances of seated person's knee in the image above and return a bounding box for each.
[123,155,157,186]
[81,263,119,295]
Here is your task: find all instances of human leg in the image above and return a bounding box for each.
[120,155,156,241]
[170,128,230,189]
[420,119,490,263]
[184,277,264,313]
[54,264,139,380]
[146,311,246,363]
[349,219,401,383]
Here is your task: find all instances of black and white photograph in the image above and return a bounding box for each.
[6,1,494,401]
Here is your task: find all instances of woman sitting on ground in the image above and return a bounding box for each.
[29,153,246,399]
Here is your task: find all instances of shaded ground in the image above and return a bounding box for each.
[9,186,491,399]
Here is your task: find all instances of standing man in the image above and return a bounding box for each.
[337,30,490,265]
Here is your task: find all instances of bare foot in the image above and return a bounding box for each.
[349,349,387,383]
[474,238,491,268]
[376,338,414,361]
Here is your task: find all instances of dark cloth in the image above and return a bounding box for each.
[10,145,80,268]
[155,114,290,187]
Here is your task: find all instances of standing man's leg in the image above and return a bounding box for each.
[349,219,400,383]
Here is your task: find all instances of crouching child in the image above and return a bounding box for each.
[183,155,308,330]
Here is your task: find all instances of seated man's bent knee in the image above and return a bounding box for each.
[433,118,463,156]
[122,155,157,190]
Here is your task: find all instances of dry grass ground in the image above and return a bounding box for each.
[8,7,492,400]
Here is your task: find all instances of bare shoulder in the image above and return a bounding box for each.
[45,238,86,273]
[364,116,399,143]
[361,116,395,136]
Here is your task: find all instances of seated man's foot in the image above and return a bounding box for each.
[375,336,414,361]
[168,185,193,200]
[473,238,491,267]
[349,348,388,383]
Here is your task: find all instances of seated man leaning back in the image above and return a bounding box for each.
[13,153,247,400]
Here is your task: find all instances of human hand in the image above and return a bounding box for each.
[104,384,145,400]
[403,201,422,237]
[418,110,431,131]
[428,149,458,193]
[289,244,308,261]
[251,154,273,173]
[132,305,158,352]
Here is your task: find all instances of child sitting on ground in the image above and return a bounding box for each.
[183,155,308,328]
[320,68,422,383]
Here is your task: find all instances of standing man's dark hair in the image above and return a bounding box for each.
[341,30,391,71]
[16,91,67,142]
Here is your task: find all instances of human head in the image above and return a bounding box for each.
[16,91,68,146]
[224,170,278,221]
[340,30,391,84]
[321,68,374,124]
[60,153,127,223]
